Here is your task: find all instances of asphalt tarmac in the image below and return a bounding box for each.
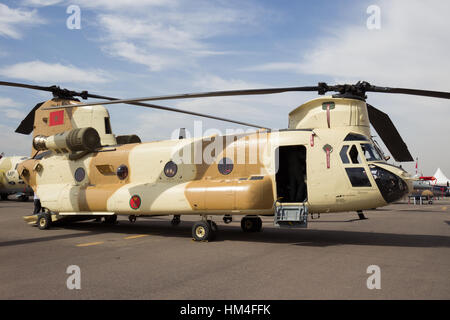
[0,198,449,299]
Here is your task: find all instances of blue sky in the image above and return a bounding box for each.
[0,0,449,176]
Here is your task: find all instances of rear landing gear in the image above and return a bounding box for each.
[192,218,217,241]
[1,194,7,201]
[241,216,262,232]
[128,215,137,223]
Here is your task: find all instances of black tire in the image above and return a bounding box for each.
[192,221,212,241]
[0,194,7,201]
[104,215,117,224]
[241,217,261,232]
[37,213,51,230]
[129,215,137,223]
[254,217,262,232]
[20,195,28,202]
[241,217,254,232]
[171,215,181,226]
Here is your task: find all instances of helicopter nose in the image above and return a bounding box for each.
[369,165,409,203]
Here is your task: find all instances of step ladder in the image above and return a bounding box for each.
[274,201,308,228]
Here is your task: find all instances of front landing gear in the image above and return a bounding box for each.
[357,210,367,220]
[241,216,262,232]
[192,218,217,241]
[37,213,51,230]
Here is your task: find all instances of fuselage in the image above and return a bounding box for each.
[18,129,410,216]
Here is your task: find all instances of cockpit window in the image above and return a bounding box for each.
[344,133,368,141]
[349,145,360,164]
[361,144,383,161]
[340,146,350,164]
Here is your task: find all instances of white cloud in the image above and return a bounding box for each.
[71,0,173,11]
[104,42,178,71]
[0,124,30,156]
[0,61,111,84]
[0,97,25,120]
[22,0,63,6]
[0,3,45,39]
[94,1,263,71]
[247,1,450,89]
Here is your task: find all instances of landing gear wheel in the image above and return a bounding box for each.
[20,195,28,202]
[171,215,181,226]
[192,221,215,241]
[1,194,7,201]
[254,217,262,232]
[129,215,137,223]
[223,215,232,224]
[104,215,117,224]
[37,213,51,230]
[241,217,262,232]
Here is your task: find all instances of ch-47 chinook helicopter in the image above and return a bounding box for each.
[1,80,449,241]
[0,153,33,201]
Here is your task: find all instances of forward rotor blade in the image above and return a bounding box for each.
[367,85,450,99]
[367,104,413,162]
[52,86,320,109]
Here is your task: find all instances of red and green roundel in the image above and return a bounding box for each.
[130,195,141,210]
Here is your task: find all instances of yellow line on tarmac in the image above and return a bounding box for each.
[76,241,104,247]
[124,235,149,240]
[442,206,448,211]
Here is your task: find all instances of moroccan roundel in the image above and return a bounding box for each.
[130,195,141,210]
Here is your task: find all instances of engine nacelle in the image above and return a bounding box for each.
[33,127,101,153]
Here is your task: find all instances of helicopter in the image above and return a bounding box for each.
[0,153,33,201]
[0,80,449,241]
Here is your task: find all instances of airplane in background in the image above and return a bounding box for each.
[0,153,33,201]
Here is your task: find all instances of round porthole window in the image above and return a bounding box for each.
[218,157,233,175]
[74,167,85,182]
[164,161,178,177]
[117,165,128,180]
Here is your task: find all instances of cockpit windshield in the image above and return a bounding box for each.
[361,143,383,161]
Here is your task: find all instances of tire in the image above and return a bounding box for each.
[37,213,51,230]
[241,217,254,232]
[171,215,181,226]
[104,215,117,224]
[0,194,7,201]
[192,221,212,241]
[254,217,262,232]
[129,215,137,223]
[241,217,262,232]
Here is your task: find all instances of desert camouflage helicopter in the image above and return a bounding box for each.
[1,80,449,241]
[0,153,33,201]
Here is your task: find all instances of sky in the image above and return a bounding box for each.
[0,0,448,176]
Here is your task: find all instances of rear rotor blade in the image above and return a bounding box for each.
[50,85,320,109]
[367,104,413,162]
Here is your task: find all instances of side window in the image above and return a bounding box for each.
[348,145,360,164]
[345,168,371,187]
